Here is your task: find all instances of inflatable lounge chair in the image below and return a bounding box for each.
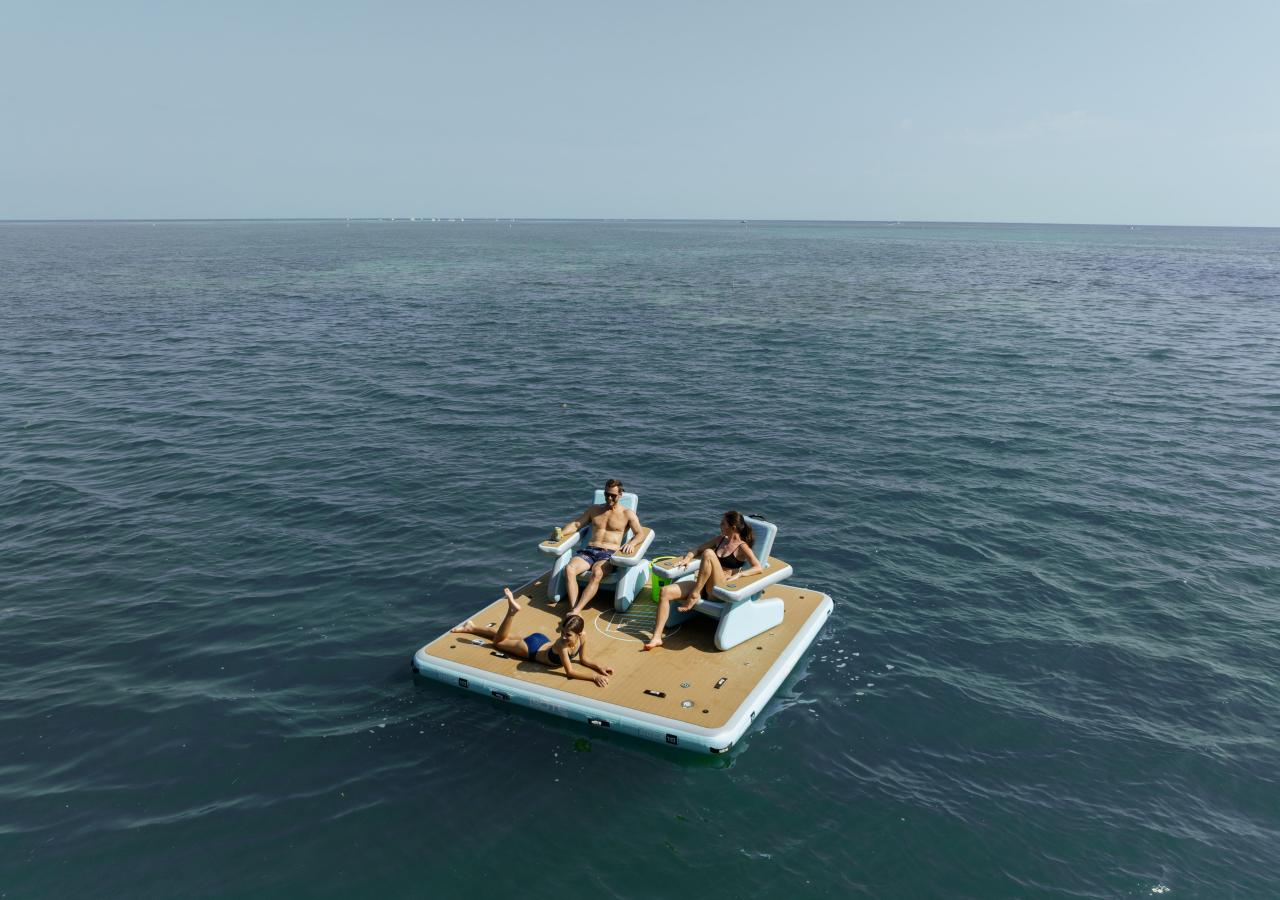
[537,489,654,610]
[649,515,793,651]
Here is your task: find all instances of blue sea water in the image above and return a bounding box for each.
[1,219,1277,899]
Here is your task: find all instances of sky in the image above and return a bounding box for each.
[3,0,1277,225]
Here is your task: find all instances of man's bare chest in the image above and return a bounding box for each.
[590,507,628,532]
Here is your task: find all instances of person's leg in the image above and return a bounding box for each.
[494,588,522,643]
[450,619,495,639]
[702,556,733,596]
[571,559,610,614]
[644,581,693,650]
[451,588,521,643]
[683,548,724,608]
[563,555,590,607]
[494,636,531,658]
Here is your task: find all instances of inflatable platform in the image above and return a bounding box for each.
[412,572,832,755]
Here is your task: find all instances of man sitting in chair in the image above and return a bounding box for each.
[553,479,645,616]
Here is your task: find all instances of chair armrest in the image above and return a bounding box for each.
[711,559,793,603]
[538,528,584,557]
[610,528,655,566]
[652,557,699,581]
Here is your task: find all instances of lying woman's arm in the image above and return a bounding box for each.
[557,647,609,686]
[576,640,614,678]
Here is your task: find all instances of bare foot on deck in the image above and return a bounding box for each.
[642,637,663,651]
[451,619,476,634]
[503,587,521,613]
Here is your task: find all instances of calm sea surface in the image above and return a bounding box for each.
[1,220,1277,898]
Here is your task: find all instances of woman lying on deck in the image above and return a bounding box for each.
[643,511,763,651]
[452,589,614,687]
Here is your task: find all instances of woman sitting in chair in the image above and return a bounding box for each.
[643,510,763,651]
[452,589,614,686]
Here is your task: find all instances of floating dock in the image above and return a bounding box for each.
[413,574,832,754]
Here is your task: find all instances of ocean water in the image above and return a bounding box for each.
[1,219,1277,899]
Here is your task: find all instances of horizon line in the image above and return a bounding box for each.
[1,216,1277,229]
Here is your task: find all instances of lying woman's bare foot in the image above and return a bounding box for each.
[451,619,476,634]
[503,588,521,613]
[642,637,663,651]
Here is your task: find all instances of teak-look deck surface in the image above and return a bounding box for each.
[419,571,824,729]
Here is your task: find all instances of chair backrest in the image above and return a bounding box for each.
[745,515,776,566]
[591,489,639,541]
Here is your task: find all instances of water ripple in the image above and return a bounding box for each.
[1,220,1278,898]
